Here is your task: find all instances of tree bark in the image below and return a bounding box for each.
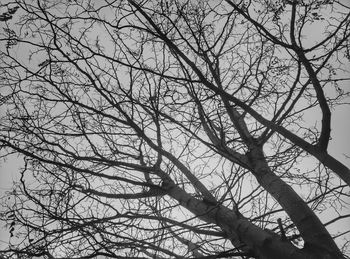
[162,177,323,259]
[246,146,343,258]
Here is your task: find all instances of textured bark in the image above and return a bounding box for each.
[162,178,318,259]
[246,146,343,258]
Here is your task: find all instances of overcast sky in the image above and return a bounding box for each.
[0,0,350,255]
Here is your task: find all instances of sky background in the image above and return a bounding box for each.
[0,0,350,255]
[0,72,349,255]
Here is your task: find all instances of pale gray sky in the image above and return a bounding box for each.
[0,0,349,256]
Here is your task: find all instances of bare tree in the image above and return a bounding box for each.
[0,0,350,258]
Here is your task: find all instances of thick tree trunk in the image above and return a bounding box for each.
[161,178,324,259]
[246,146,344,258]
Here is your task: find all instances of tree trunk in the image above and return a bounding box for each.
[246,146,344,258]
[162,177,328,259]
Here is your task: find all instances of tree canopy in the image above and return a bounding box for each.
[0,0,350,258]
